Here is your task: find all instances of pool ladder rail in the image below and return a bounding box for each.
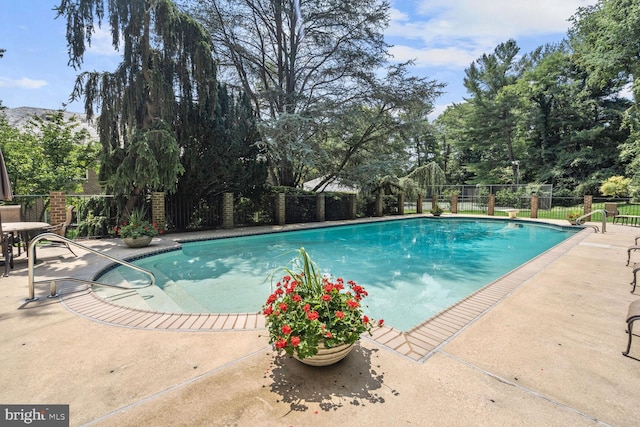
[26,232,156,302]
[575,209,607,233]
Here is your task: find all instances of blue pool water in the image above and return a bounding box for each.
[97,218,578,330]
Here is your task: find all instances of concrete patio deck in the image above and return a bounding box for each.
[1,216,639,426]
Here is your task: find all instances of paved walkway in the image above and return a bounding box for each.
[1,216,639,426]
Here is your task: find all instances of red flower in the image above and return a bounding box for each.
[307,311,319,321]
[325,331,333,338]
[263,306,273,316]
[302,303,311,312]
[323,284,334,293]
[275,339,287,349]
[347,299,359,309]
[281,324,292,335]
[292,294,302,303]
[362,315,370,324]
[321,294,332,302]
[335,311,345,319]
[378,319,385,327]
[279,303,288,312]
[290,336,301,347]
[266,293,277,304]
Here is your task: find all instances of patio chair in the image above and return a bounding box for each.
[627,246,640,266]
[626,235,640,265]
[0,216,14,277]
[605,202,619,218]
[623,299,640,357]
[0,205,24,254]
[610,203,640,226]
[44,206,77,256]
[631,263,640,293]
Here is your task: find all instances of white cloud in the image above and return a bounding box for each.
[412,0,596,39]
[390,45,478,69]
[428,104,449,122]
[0,77,48,89]
[86,26,120,56]
[387,0,598,69]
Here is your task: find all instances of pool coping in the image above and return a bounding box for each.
[57,216,592,362]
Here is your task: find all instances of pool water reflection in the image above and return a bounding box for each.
[96,218,578,330]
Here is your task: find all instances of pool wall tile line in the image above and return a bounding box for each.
[57,223,592,362]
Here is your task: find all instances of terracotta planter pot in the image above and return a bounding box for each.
[122,235,153,248]
[293,341,355,366]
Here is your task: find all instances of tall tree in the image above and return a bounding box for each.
[434,102,476,184]
[313,64,443,192]
[0,110,99,195]
[55,0,217,214]
[176,83,267,200]
[189,0,441,188]
[515,43,629,194]
[462,40,526,184]
[569,0,640,196]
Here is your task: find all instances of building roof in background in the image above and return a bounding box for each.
[303,176,358,193]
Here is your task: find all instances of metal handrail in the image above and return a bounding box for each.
[26,232,155,302]
[575,209,607,233]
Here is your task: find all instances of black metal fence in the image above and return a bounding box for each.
[285,195,317,224]
[13,191,640,240]
[325,195,351,221]
[165,194,222,231]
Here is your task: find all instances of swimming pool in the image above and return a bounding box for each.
[96,218,578,331]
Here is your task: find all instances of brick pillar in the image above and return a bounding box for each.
[221,192,234,229]
[530,194,539,218]
[583,195,592,217]
[348,194,357,219]
[417,194,423,214]
[488,194,495,216]
[316,193,325,222]
[451,194,458,214]
[397,194,404,215]
[151,192,165,230]
[49,191,66,226]
[276,193,286,225]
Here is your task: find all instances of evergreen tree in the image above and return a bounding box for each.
[462,40,525,184]
[176,84,267,200]
[569,0,640,196]
[55,0,217,214]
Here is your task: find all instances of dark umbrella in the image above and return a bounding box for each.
[0,149,13,201]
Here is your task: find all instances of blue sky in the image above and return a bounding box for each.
[0,0,597,119]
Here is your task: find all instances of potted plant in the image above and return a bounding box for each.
[430,203,443,217]
[566,211,581,225]
[262,248,383,366]
[114,208,160,247]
